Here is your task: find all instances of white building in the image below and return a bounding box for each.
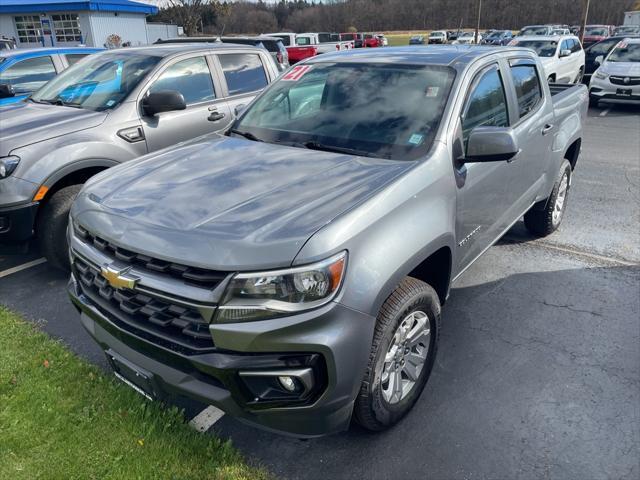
[623,11,640,26]
[0,0,178,49]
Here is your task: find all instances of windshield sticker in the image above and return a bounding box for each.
[408,133,424,145]
[425,86,440,97]
[282,65,312,81]
[106,100,116,107]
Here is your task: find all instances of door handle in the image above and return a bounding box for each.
[208,111,226,122]
[541,124,554,135]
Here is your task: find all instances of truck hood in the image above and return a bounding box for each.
[73,135,415,270]
[601,62,640,76]
[0,101,107,155]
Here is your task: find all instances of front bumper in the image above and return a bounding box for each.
[68,274,376,437]
[589,76,640,102]
[0,202,38,243]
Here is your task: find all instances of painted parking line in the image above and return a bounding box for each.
[599,108,610,117]
[188,405,225,433]
[0,257,47,279]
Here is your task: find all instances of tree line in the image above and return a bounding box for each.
[150,0,638,36]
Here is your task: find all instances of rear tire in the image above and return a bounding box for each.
[575,67,584,84]
[524,160,571,237]
[354,277,440,431]
[37,184,83,271]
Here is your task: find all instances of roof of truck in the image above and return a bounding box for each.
[305,45,532,66]
[122,43,264,56]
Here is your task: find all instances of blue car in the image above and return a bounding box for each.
[0,47,103,106]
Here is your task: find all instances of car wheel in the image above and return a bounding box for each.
[354,277,440,431]
[547,74,556,83]
[36,184,83,271]
[589,94,599,108]
[575,67,584,83]
[524,159,571,237]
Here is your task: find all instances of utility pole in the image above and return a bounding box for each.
[580,0,590,43]
[475,0,482,44]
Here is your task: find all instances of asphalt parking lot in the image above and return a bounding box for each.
[1,103,638,479]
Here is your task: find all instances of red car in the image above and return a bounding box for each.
[582,25,613,47]
[286,45,318,64]
[362,33,382,47]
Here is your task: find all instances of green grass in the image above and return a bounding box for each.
[386,33,429,46]
[0,307,269,480]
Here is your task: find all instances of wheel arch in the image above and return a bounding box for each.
[564,138,581,170]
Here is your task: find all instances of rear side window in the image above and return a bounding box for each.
[0,56,56,93]
[509,64,542,119]
[571,39,582,53]
[65,53,89,66]
[219,53,268,96]
[149,56,215,105]
[561,39,572,53]
[462,66,509,142]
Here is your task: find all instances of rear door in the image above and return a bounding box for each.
[501,57,554,215]
[140,53,231,152]
[215,51,272,119]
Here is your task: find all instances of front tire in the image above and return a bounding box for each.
[524,160,571,237]
[36,184,83,270]
[354,277,440,431]
[589,94,599,108]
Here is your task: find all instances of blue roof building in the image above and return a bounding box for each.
[0,0,164,48]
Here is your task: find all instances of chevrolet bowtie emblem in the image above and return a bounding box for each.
[100,265,139,290]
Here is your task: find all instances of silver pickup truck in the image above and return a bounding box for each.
[0,43,279,266]
[68,46,588,437]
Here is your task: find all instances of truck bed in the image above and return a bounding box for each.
[549,82,589,117]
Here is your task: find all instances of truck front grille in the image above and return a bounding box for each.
[609,76,640,86]
[74,223,226,290]
[73,256,215,353]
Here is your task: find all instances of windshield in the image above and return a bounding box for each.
[607,42,640,62]
[513,40,558,57]
[585,27,608,36]
[520,27,549,36]
[429,32,444,37]
[31,51,160,111]
[233,63,455,161]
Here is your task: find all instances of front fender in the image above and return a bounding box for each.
[295,151,456,317]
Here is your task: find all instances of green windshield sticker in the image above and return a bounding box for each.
[408,134,424,145]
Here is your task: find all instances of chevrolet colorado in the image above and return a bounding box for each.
[68,46,587,437]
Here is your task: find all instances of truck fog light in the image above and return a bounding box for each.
[278,376,297,392]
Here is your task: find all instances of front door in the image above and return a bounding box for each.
[141,54,232,152]
[454,63,514,273]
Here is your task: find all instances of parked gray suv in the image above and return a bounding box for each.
[68,46,587,436]
[0,43,279,267]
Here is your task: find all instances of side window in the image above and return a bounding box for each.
[0,56,56,93]
[588,39,614,56]
[65,53,89,66]
[509,64,542,119]
[219,53,269,96]
[461,67,509,143]
[571,39,582,53]
[148,56,215,105]
[560,39,571,53]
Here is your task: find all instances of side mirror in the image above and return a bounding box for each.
[464,127,520,163]
[234,104,246,117]
[559,49,572,58]
[594,55,604,65]
[142,90,186,116]
[0,83,15,99]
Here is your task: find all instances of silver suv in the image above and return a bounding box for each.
[0,43,279,267]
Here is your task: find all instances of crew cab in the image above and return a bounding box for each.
[0,44,278,267]
[0,47,102,106]
[266,33,318,64]
[509,35,585,83]
[589,37,640,106]
[68,46,587,437]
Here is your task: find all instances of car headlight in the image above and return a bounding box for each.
[594,69,609,80]
[215,251,347,323]
[0,156,20,179]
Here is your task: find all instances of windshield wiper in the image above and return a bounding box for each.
[35,96,82,108]
[228,128,263,142]
[302,141,378,158]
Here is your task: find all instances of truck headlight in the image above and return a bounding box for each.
[0,156,20,179]
[594,70,609,80]
[215,251,347,323]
